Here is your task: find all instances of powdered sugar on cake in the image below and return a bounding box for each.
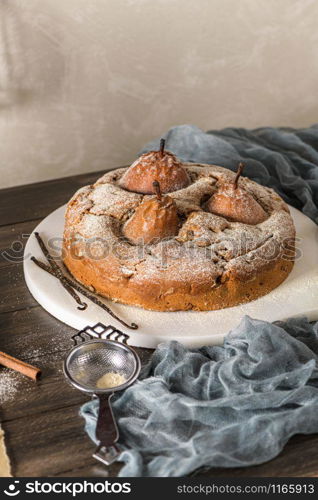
[63,163,295,296]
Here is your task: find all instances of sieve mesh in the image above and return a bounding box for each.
[66,340,138,392]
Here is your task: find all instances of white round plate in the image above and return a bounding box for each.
[24,205,318,348]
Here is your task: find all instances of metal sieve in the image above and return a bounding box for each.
[63,323,141,466]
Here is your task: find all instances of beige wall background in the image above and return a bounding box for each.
[0,0,317,189]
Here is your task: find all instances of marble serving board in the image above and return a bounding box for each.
[23,205,318,348]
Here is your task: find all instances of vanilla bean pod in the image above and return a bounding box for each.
[31,256,138,330]
[34,232,87,310]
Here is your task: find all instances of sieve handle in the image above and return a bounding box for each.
[93,394,121,466]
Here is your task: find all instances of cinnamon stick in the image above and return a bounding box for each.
[0,351,41,381]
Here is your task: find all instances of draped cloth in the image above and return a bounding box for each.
[81,123,318,476]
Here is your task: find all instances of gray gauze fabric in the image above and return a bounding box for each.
[141,124,318,223]
[81,125,318,476]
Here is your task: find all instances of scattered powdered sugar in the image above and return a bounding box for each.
[64,163,295,286]
[0,368,22,403]
[89,183,141,219]
[96,372,126,389]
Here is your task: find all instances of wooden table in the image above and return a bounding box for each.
[0,171,317,477]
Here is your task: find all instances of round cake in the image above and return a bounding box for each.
[63,147,295,312]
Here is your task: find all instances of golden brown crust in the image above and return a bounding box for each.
[62,163,295,312]
[63,254,294,311]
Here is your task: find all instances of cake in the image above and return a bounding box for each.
[63,145,295,312]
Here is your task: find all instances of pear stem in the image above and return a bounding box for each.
[234,162,244,189]
[159,138,165,157]
[153,181,162,200]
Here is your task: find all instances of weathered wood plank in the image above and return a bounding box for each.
[198,434,318,478]
[4,404,104,477]
[0,170,106,227]
[0,301,151,365]
[5,401,318,478]
[53,461,122,478]
[0,220,38,269]
[1,169,317,478]
[0,305,152,421]
[0,303,151,477]
[0,351,85,422]
[58,433,318,478]
[0,264,38,313]
[1,333,150,477]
